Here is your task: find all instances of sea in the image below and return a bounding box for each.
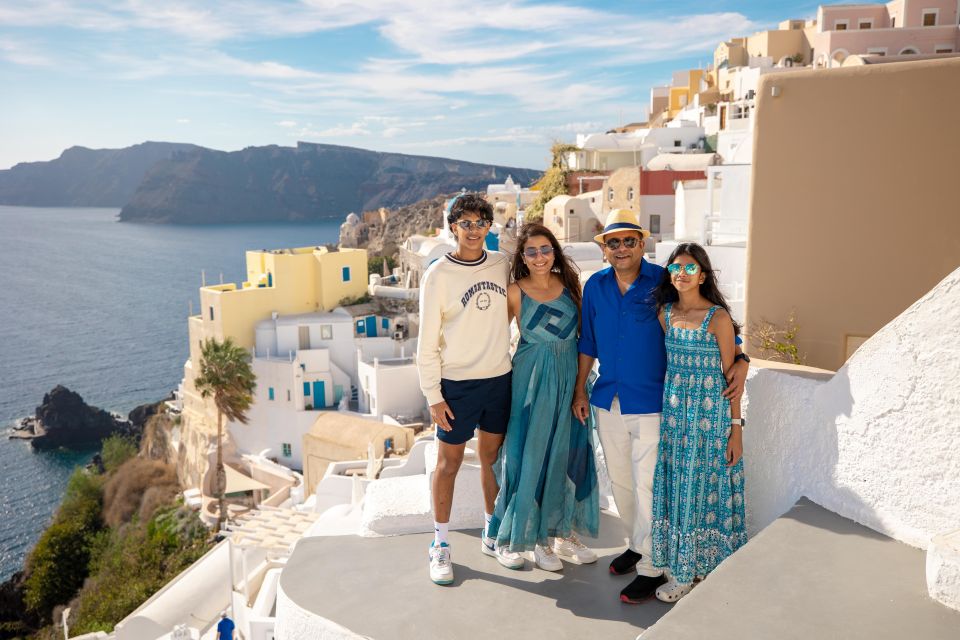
[0,206,341,581]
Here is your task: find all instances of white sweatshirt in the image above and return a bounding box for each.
[417,250,512,406]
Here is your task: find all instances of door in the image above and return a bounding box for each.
[365,316,377,337]
[313,381,326,408]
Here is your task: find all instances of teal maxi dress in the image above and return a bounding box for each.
[651,304,748,584]
[490,288,600,552]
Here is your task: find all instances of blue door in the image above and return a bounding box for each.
[313,381,326,408]
[365,316,377,337]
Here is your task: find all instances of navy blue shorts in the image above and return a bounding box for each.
[437,372,512,445]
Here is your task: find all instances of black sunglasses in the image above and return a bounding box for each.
[603,237,640,250]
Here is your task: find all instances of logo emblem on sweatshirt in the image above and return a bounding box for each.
[460,281,506,308]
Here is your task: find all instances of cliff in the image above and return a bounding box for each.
[118,142,539,224]
[0,142,202,207]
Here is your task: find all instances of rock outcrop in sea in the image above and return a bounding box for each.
[12,386,139,450]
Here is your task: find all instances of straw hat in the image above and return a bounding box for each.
[594,209,651,244]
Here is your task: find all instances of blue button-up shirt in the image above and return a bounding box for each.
[578,259,666,414]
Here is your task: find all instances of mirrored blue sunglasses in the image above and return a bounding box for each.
[667,263,701,276]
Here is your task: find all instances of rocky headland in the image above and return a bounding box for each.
[11,385,144,450]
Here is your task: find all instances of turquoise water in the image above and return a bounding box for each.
[0,206,341,580]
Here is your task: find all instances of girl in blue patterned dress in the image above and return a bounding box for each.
[650,243,747,602]
[488,223,600,571]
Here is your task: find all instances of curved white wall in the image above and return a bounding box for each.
[742,267,960,608]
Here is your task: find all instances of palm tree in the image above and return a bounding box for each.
[194,337,256,532]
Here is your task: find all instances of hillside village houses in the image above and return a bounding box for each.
[173,242,428,524]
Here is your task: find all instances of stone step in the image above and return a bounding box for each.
[640,498,960,640]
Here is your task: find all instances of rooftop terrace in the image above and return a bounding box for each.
[275,500,960,640]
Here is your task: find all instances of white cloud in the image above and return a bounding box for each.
[382,127,405,138]
[0,40,55,66]
[275,120,298,128]
[295,121,372,139]
[176,118,190,124]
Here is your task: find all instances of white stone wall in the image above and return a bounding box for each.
[742,267,960,609]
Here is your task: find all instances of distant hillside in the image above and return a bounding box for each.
[0,142,203,207]
[117,142,540,224]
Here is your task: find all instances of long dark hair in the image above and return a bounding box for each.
[654,242,741,335]
[511,223,582,313]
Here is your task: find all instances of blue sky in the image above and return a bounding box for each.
[0,0,821,171]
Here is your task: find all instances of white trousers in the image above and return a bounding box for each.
[596,397,663,576]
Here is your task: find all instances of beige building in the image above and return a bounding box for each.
[302,412,416,494]
[745,57,960,371]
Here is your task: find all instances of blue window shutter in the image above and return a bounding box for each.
[303,382,310,396]
[382,318,389,329]
[268,387,275,400]
[342,266,351,281]
[357,320,365,333]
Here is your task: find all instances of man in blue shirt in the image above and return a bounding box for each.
[573,209,747,603]
[216,612,235,640]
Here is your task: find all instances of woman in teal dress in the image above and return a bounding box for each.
[488,223,600,571]
[650,242,747,602]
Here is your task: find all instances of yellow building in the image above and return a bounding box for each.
[176,245,369,488]
[668,69,705,117]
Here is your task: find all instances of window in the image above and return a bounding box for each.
[357,320,365,333]
[834,19,848,30]
[627,187,635,201]
[303,382,311,396]
[607,188,614,201]
[287,389,291,402]
[268,387,275,400]
[384,437,394,451]
[569,208,576,215]
[381,318,389,329]
[320,324,333,340]
[922,10,937,26]
[935,46,953,53]
[858,19,872,29]
[899,47,919,55]
[673,140,682,147]
[891,16,896,28]
[342,266,351,282]
[867,47,887,56]
[281,443,292,458]
[649,214,661,235]
[208,306,215,321]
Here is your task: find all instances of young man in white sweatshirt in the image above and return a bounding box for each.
[417,193,522,585]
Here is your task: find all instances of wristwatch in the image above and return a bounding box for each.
[730,418,746,427]
[734,352,751,364]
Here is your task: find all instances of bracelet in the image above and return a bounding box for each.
[730,418,745,428]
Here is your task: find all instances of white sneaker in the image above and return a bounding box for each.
[534,544,563,571]
[429,542,454,585]
[552,534,598,564]
[481,533,524,569]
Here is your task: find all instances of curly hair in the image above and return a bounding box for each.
[511,223,582,315]
[447,193,494,225]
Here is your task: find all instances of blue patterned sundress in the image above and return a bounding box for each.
[651,303,747,584]
[490,288,599,552]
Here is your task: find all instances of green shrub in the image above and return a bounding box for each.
[23,470,104,619]
[69,506,211,635]
[100,434,138,473]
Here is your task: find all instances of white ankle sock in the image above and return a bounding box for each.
[484,512,493,537]
[434,521,449,546]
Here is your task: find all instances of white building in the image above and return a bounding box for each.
[543,194,600,243]
[567,123,706,172]
[230,308,419,469]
